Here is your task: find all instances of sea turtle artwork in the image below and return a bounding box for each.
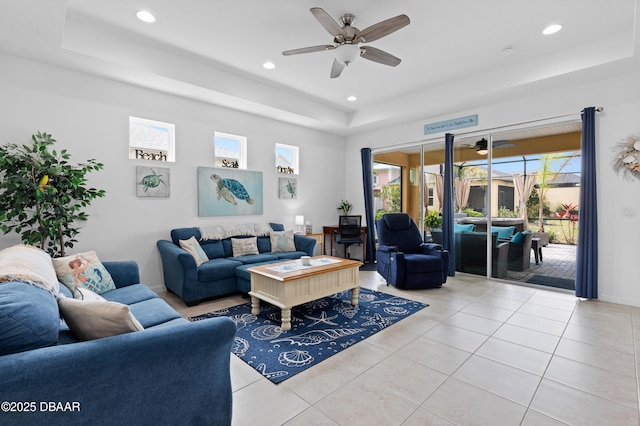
[210,174,254,205]
[138,169,166,193]
[285,180,296,198]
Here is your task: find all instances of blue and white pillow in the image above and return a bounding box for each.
[179,236,209,266]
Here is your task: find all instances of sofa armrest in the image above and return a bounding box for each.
[102,261,140,288]
[156,240,200,304]
[0,317,236,426]
[293,234,316,256]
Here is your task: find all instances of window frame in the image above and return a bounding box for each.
[214,131,247,169]
[129,116,175,162]
[275,143,299,175]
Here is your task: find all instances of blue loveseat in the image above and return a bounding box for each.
[157,224,316,306]
[0,260,236,426]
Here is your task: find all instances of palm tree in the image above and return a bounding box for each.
[536,153,578,232]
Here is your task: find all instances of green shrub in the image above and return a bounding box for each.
[424,210,442,229]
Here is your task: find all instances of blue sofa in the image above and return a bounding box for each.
[0,260,236,426]
[157,225,316,306]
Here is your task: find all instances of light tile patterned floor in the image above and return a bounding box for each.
[161,271,640,426]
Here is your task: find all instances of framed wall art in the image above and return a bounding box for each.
[136,166,170,197]
[197,167,263,216]
[278,177,297,199]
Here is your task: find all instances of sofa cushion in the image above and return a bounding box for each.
[198,258,242,282]
[269,222,285,231]
[58,295,144,341]
[0,282,59,355]
[256,236,271,253]
[454,223,475,233]
[53,251,116,295]
[179,236,209,266]
[101,284,159,305]
[491,226,516,239]
[170,227,201,245]
[270,229,296,253]
[200,240,225,259]
[231,237,259,257]
[235,259,289,284]
[231,253,279,264]
[404,253,444,273]
[275,251,309,260]
[127,298,183,328]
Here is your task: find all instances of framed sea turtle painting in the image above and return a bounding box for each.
[136,166,170,197]
[278,177,297,199]
[197,167,263,216]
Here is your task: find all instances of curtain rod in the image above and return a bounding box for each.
[374,107,604,153]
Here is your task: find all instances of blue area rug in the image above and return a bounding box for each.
[190,288,427,384]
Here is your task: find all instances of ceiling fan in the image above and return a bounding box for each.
[282,7,410,78]
[468,138,516,155]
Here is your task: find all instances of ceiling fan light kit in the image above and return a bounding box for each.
[335,44,361,66]
[282,7,410,78]
[476,138,489,156]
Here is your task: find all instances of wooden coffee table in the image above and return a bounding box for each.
[247,256,362,331]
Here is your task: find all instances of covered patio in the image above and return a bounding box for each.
[505,243,576,291]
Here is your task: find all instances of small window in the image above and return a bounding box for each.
[129,117,175,162]
[275,143,299,174]
[428,188,434,207]
[214,132,247,169]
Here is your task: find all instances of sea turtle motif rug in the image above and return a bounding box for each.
[189,288,427,384]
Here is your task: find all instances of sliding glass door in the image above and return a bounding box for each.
[372,121,581,289]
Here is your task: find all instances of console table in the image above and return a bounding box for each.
[322,225,367,259]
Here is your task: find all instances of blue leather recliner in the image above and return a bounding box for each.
[376,213,449,289]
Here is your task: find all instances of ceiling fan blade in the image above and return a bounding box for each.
[360,46,401,66]
[330,58,345,78]
[493,140,516,148]
[282,45,336,56]
[310,7,344,37]
[358,14,410,43]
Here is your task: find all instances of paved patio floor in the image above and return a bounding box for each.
[505,243,576,289]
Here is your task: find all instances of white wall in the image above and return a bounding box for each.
[0,53,346,291]
[3,51,640,307]
[346,70,640,307]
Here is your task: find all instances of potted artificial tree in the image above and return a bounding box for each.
[0,131,106,257]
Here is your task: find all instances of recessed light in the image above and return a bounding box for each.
[542,24,562,35]
[263,61,276,70]
[347,95,357,102]
[136,10,156,23]
[502,47,514,56]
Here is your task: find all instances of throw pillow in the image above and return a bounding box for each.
[74,286,107,302]
[454,223,475,233]
[58,296,144,341]
[270,230,296,253]
[52,251,116,295]
[511,231,525,243]
[269,222,285,232]
[491,226,516,239]
[231,237,259,257]
[179,236,209,266]
[0,282,59,355]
